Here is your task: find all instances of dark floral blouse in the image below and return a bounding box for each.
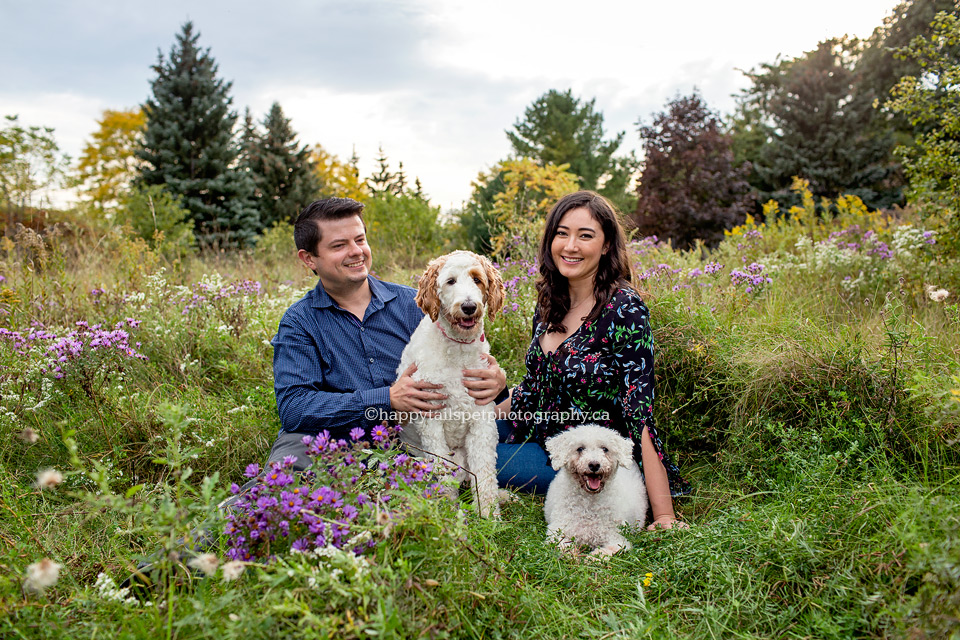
[508,287,690,497]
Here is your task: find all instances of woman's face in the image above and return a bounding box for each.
[550,206,607,286]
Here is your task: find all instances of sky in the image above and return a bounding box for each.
[1,0,902,211]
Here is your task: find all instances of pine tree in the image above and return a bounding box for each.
[507,89,625,191]
[390,161,408,195]
[244,102,320,227]
[137,21,259,247]
[736,39,901,211]
[367,146,395,196]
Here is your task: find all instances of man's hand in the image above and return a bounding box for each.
[390,363,446,414]
[462,353,507,406]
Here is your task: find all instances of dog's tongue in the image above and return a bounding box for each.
[459,318,476,328]
[587,475,602,491]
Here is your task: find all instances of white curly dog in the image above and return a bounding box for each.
[544,424,648,556]
[397,251,504,518]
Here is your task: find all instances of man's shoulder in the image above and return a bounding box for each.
[372,278,419,310]
[278,285,322,323]
[375,278,417,298]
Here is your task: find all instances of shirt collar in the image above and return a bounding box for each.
[311,276,395,314]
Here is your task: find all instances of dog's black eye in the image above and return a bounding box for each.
[576,446,585,453]
[473,276,482,284]
[446,277,456,285]
[601,447,609,453]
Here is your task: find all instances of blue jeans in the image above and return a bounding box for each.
[496,420,555,495]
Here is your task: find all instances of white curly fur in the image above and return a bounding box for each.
[397,251,504,518]
[544,424,648,556]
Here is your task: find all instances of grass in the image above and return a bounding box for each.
[1,192,959,638]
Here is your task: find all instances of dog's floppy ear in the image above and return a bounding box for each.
[612,432,635,468]
[477,254,505,320]
[544,430,575,471]
[415,256,445,321]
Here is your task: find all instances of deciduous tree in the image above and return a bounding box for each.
[886,10,960,252]
[0,115,68,231]
[633,93,753,249]
[73,108,145,216]
[311,145,368,201]
[483,158,579,259]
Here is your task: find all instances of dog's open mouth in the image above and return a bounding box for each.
[455,317,477,329]
[583,473,604,493]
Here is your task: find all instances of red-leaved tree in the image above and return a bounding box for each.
[632,92,754,249]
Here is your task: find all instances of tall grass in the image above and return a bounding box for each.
[1,188,958,638]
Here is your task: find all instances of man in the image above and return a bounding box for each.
[120,197,502,591]
[267,197,507,468]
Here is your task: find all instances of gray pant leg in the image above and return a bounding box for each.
[265,430,314,471]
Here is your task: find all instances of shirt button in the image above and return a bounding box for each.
[369,358,374,363]
[361,327,364,332]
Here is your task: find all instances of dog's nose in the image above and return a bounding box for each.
[461,301,478,316]
[588,462,601,473]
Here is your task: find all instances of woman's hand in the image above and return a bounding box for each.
[646,516,690,531]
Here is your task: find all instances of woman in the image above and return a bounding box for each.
[495,190,689,529]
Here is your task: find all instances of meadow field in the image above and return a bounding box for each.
[2,185,959,639]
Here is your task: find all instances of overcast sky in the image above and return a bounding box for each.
[1,0,901,211]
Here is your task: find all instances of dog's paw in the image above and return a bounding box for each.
[588,544,623,559]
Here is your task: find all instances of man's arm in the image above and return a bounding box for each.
[273,315,390,433]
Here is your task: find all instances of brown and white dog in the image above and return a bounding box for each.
[544,424,648,555]
[397,251,504,518]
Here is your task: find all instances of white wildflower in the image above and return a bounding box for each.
[19,427,39,444]
[94,572,138,605]
[930,288,950,302]
[24,558,61,592]
[187,553,219,575]
[35,468,63,490]
[220,560,246,582]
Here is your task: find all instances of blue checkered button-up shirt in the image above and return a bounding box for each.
[272,276,423,436]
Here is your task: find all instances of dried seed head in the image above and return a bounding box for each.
[24,558,62,592]
[35,468,63,490]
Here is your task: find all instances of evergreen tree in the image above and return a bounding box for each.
[633,93,753,249]
[137,21,259,247]
[507,89,624,191]
[390,161,408,195]
[736,39,901,211]
[367,146,395,197]
[243,102,320,227]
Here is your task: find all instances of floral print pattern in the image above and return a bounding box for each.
[509,288,690,497]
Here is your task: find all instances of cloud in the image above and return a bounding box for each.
[1,0,902,210]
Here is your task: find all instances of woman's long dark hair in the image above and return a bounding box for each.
[536,190,638,333]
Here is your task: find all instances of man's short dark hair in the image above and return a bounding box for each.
[294,198,365,253]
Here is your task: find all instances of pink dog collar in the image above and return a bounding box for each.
[436,321,484,344]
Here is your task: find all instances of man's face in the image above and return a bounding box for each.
[298,216,372,290]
